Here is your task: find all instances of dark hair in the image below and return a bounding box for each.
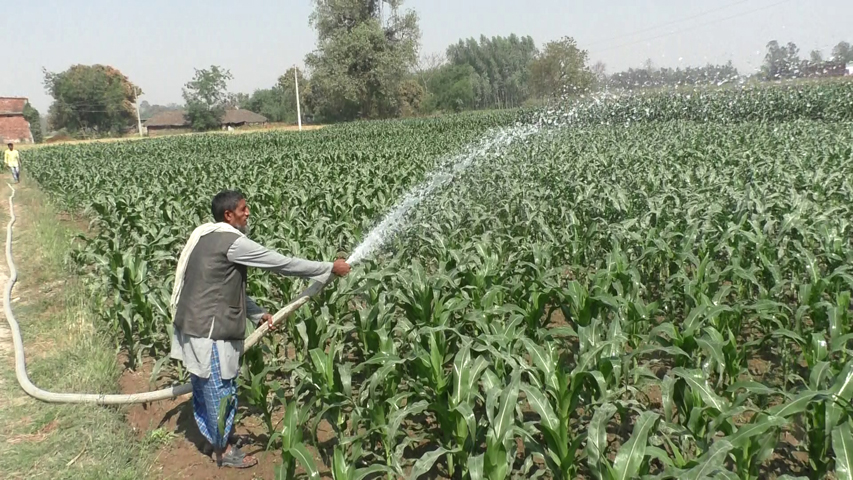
[211,190,245,222]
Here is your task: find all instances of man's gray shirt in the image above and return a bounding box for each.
[170,235,334,379]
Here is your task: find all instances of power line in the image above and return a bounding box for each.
[590,0,792,55]
[585,0,751,48]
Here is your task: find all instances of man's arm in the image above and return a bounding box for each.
[226,236,335,284]
[246,294,266,326]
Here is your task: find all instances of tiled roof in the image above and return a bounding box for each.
[144,109,268,127]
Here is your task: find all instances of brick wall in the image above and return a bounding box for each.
[0,116,34,144]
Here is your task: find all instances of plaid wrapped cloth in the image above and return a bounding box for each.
[190,345,237,450]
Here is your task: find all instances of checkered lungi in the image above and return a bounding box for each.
[190,345,237,450]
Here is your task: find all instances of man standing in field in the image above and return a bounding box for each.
[169,189,351,468]
[5,143,20,183]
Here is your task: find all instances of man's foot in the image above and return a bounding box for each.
[215,445,257,469]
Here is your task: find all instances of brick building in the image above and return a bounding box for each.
[0,97,34,144]
[0,97,33,145]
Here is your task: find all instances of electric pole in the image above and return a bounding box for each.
[134,87,144,137]
[294,66,302,132]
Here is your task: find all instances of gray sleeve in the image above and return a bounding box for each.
[246,294,266,325]
[227,236,334,284]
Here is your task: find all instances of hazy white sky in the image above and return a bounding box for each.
[3,0,850,112]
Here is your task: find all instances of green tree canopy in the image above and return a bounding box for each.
[424,64,476,112]
[138,101,183,121]
[528,36,593,100]
[763,40,801,79]
[246,67,309,123]
[43,64,141,135]
[832,41,853,63]
[22,103,43,143]
[446,34,538,109]
[182,65,233,131]
[305,0,420,122]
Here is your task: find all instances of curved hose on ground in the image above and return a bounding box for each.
[4,184,327,404]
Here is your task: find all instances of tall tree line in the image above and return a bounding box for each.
[39,0,853,136]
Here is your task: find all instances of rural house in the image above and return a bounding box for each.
[144,108,268,135]
[0,97,34,144]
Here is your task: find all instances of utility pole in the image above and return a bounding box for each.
[294,66,302,132]
[135,99,143,137]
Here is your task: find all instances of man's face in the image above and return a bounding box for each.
[224,199,250,234]
[7,144,11,150]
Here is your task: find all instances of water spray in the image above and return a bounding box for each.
[5,120,542,405]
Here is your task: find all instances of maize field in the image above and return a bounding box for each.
[25,81,853,479]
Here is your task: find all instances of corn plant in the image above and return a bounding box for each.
[23,80,853,479]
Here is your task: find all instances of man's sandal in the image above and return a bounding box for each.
[216,446,258,468]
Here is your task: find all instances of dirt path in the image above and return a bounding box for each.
[0,183,17,402]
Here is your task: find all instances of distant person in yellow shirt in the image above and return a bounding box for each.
[5,143,20,183]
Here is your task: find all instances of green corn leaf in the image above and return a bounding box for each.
[682,439,733,480]
[827,362,853,435]
[455,402,477,443]
[387,400,428,442]
[409,447,455,480]
[354,464,395,480]
[673,368,730,412]
[468,453,485,480]
[810,362,832,390]
[521,337,556,388]
[612,411,659,480]
[725,415,787,449]
[491,372,521,442]
[831,333,853,353]
[767,390,828,418]
[832,421,853,480]
[587,402,617,475]
[726,381,780,397]
[288,444,320,480]
[520,384,559,432]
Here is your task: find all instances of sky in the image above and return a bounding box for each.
[3,0,851,113]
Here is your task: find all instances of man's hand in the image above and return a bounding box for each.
[261,313,275,331]
[332,259,351,277]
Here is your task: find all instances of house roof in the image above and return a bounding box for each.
[0,116,33,143]
[143,110,188,128]
[144,109,268,128]
[222,109,268,125]
[0,97,27,115]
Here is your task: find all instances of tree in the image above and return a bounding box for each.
[591,61,607,86]
[832,41,853,63]
[607,61,739,90]
[182,65,233,131]
[809,49,824,64]
[446,34,538,109]
[763,40,801,79]
[306,0,420,122]
[225,92,250,109]
[138,101,183,121]
[22,103,43,143]
[43,64,141,135]
[528,37,594,100]
[246,67,310,123]
[414,51,446,94]
[424,64,476,112]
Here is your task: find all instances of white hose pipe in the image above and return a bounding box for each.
[4,184,328,405]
